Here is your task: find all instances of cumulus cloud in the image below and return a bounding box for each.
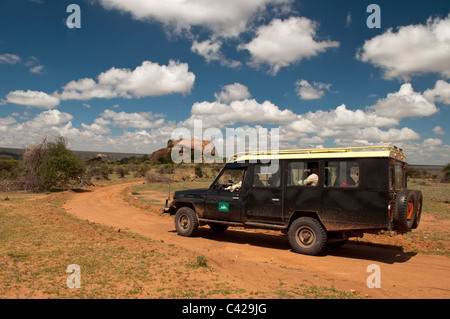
[214,83,251,103]
[295,79,332,100]
[357,14,450,79]
[1,81,447,164]
[359,127,420,142]
[188,99,295,129]
[0,109,174,153]
[100,109,165,129]
[423,80,450,104]
[81,118,111,135]
[368,83,438,119]
[5,90,60,109]
[59,60,195,100]
[239,17,339,75]
[433,126,446,136]
[191,39,241,68]
[97,0,291,38]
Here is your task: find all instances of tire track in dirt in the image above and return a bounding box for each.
[64,182,450,299]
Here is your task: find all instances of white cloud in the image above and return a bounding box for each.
[0,116,16,126]
[191,39,241,68]
[239,17,339,75]
[0,54,45,74]
[368,83,438,119]
[346,12,352,28]
[433,126,446,136]
[422,138,443,147]
[214,83,251,103]
[81,117,111,135]
[191,39,222,62]
[188,99,296,129]
[59,60,195,100]
[5,90,60,109]
[401,139,450,165]
[357,14,450,79]
[100,109,165,129]
[29,65,45,74]
[295,79,332,100]
[359,127,420,143]
[0,53,21,64]
[29,109,73,127]
[424,80,450,104]
[97,0,291,38]
[307,104,398,129]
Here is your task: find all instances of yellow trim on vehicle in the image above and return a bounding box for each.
[227,146,407,163]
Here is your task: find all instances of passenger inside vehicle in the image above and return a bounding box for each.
[299,163,319,186]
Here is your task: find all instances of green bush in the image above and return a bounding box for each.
[443,163,450,182]
[20,137,85,191]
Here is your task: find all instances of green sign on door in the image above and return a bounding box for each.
[218,202,229,212]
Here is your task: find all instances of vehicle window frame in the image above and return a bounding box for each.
[252,163,281,188]
[324,160,360,188]
[286,161,320,187]
[211,167,247,192]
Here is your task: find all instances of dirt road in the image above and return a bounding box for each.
[64,182,450,299]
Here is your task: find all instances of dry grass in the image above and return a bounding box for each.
[0,190,250,298]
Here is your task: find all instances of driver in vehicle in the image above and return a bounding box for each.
[225,180,242,192]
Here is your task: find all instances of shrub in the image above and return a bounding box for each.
[194,164,203,178]
[0,155,19,179]
[443,163,450,182]
[20,137,85,191]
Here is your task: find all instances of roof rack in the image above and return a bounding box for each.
[227,145,406,162]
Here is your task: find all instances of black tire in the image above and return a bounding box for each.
[412,190,423,229]
[174,207,198,237]
[393,190,416,233]
[288,217,327,256]
[208,223,229,232]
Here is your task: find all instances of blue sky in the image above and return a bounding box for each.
[0,0,449,164]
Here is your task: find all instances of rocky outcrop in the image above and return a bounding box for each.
[150,139,215,163]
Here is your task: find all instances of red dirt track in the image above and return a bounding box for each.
[64,182,450,299]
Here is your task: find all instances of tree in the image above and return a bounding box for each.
[0,155,19,179]
[443,163,450,182]
[21,137,85,191]
[41,137,85,189]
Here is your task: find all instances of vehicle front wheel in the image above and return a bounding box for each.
[288,217,327,256]
[174,207,198,237]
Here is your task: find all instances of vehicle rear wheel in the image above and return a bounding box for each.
[208,223,229,232]
[412,190,423,229]
[393,190,416,233]
[288,217,327,256]
[175,207,198,237]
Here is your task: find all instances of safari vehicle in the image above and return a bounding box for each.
[162,146,422,255]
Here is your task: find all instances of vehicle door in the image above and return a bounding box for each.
[284,161,322,223]
[203,166,247,222]
[245,163,284,225]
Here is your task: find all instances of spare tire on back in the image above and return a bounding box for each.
[412,190,423,229]
[393,190,416,233]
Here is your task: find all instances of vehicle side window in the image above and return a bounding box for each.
[325,161,359,187]
[394,164,404,189]
[214,168,246,192]
[253,164,280,187]
[287,162,319,186]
